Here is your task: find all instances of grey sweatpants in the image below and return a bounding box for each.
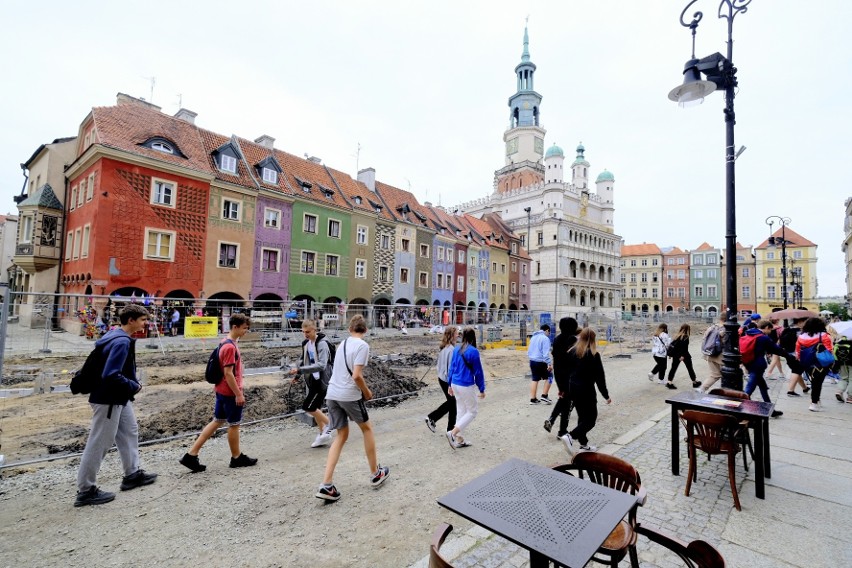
[76,402,140,492]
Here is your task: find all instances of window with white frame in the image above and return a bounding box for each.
[707,254,717,264]
[261,248,279,271]
[522,263,527,275]
[356,225,368,245]
[707,269,717,279]
[500,284,506,295]
[222,199,240,221]
[641,272,648,283]
[458,250,465,263]
[511,261,517,273]
[767,285,776,299]
[537,232,543,246]
[677,269,685,279]
[480,258,487,269]
[693,256,704,265]
[792,250,802,259]
[420,244,429,258]
[220,154,237,173]
[492,262,497,272]
[262,168,278,184]
[86,173,95,201]
[620,273,626,284]
[694,286,704,297]
[326,254,339,276]
[694,270,703,279]
[303,214,317,234]
[457,275,464,291]
[355,259,366,279]
[630,273,637,283]
[630,289,637,298]
[381,234,390,249]
[379,265,389,282]
[511,242,518,254]
[630,259,637,267]
[401,238,410,252]
[766,251,775,260]
[742,286,751,298]
[501,263,506,274]
[151,179,175,207]
[437,273,444,288]
[445,273,452,289]
[419,272,428,287]
[511,282,517,293]
[522,283,527,295]
[77,181,85,207]
[20,215,33,243]
[328,219,341,239]
[652,259,659,266]
[70,186,77,210]
[677,257,685,265]
[400,267,409,284]
[81,225,90,258]
[264,208,280,229]
[641,259,648,266]
[218,242,239,268]
[145,229,175,261]
[707,285,717,297]
[437,246,444,261]
[767,267,775,278]
[301,251,316,273]
[667,287,675,298]
[641,288,648,298]
[470,255,476,267]
[667,258,675,266]
[65,231,74,260]
[480,279,487,291]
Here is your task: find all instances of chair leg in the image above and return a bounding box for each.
[628,543,640,568]
[727,452,742,511]
[685,445,696,496]
[741,443,749,472]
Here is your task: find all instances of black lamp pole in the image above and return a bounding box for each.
[766,216,791,311]
[668,0,752,390]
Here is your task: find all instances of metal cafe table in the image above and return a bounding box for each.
[437,458,638,568]
[665,390,774,499]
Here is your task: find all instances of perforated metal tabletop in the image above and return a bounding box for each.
[437,458,638,568]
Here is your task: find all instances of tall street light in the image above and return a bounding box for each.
[668,0,752,390]
[765,216,791,311]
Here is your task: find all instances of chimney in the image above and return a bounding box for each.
[175,108,198,124]
[255,134,275,149]
[307,156,321,164]
[115,92,161,111]
[424,201,433,207]
[357,167,376,192]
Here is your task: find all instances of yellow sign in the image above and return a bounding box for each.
[184,317,219,338]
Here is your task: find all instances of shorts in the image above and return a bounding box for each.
[530,361,549,382]
[786,353,804,375]
[327,398,369,430]
[302,380,327,412]
[214,392,244,425]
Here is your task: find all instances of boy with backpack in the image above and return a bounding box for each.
[697,314,726,393]
[833,336,852,403]
[740,319,788,417]
[287,319,334,448]
[180,313,257,472]
[75,304,157,507]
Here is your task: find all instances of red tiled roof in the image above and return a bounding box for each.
[197,129,257,189]
[325,167,395,221]
[374,181,433,229]
[695,242,716,251]
[273,150,351,210]
[755,226,816,248]
[663,246,686,255]
[234,136,292,196]
[622,243,662,256]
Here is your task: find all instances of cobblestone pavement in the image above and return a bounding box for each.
[411,374,852,568]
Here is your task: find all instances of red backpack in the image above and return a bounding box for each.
[739,333,759,365]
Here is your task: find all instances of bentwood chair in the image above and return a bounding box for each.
[708,387,755,471]
[553,452,647,568]
[429,523,455,568]
[682,410,743,511]
[635,524,726,567]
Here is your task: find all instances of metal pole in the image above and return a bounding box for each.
[39,300,53,353]
[781,223,788,310]
[0,284,10,386]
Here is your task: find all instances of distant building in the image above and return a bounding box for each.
[661,247,690,313]
[689,243,723,318]
[621,244,663,314]
[755,227,818,314]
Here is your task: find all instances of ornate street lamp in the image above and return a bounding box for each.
[765,216,792,311]
[668,0,752,390]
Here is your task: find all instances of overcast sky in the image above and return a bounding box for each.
[2,1,849,296]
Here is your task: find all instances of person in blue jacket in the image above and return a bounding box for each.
[75,304,158,507]
[742,319,787,418]
[446,327,486,449]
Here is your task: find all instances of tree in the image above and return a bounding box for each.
[819,302,849,320]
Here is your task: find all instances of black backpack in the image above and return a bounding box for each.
[70,344,107,395]
[834,339,851,366]
[779,327,799,353]
[205,339,237,384]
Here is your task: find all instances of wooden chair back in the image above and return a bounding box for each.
[636,524,725,568]
[682,410,739,456]
[429,523,455,568]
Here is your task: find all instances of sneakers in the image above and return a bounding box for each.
[74,486,115,507]
[370,466,390,487]
[179,453,207,473]
[771,410,783,418]
[543,419,553,433]
[120,469,158,491]
[455,440,473,448]
[837,393,847,403]
[229,453,258,468]
[692,381,702,389]
[539,395,552,404]
[560,433,575,457]
[665,382,677,390]
[647,372,655,382]
[311,432,333,448]
[803,386,811,394]
[424,417,436,433]
[787,391,801,397]
[315,484,341,502]
[529,398,541,405]
[579,444,597,452]
[445,431,457,450]
[808,403,821,412]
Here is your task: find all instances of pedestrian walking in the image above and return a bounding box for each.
[765,319,785,379]
[560,328,611,456]
[544,317,579,438]
[741,320,786,417]
[796,317,834,412]
[425,326,459,435]
[647,323,670,385]
[782,318,810,396]
[665,324,699,390]
[528,324,553,404]
[315,315,389,502]
[75,304,157,507]
[170,307,180,337]
[446,327,486,449]
[180,313,257,473]
[698,314,726,393]
[832,336,852,403]
[288,319,333,448]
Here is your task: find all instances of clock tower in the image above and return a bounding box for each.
[495,22,546,193]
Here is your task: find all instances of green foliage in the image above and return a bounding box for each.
[820,302,849,320]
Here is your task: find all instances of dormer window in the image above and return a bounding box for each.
[255,156,282,185]
[220,154,237,173]
[262,168,277,184]
[354,196,362,205]
[151,141,173,154]
[140,137,186,157]
[318,185,335,200]
[294,176,312,192]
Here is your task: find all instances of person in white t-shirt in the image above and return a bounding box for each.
[315,315,389,502]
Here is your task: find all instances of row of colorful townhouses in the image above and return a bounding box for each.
[621,235,819,318]
[12,94,532,330]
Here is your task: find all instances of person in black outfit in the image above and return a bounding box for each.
[544,317,579,438]
[560,327,611,455]
[666,324,699,389]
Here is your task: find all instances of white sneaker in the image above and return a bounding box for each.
[579,444,597,452]
[647,372,654,382]
[311,432,333,447]
[808,403,821,412]
[560,434,576,457]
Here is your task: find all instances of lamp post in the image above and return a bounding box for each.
[668,0,752,390]
[524,207,532,251]
[765,216,791,311]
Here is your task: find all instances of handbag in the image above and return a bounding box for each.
[815,333,836,368]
